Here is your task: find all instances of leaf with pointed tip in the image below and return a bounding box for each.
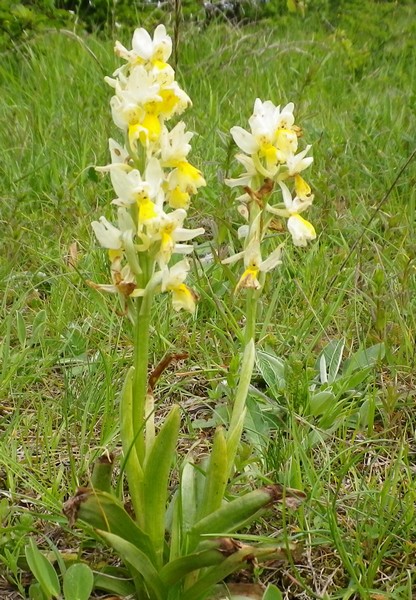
[160,545,225,586]
[190,486,281,546]
[142,404,181,567]
[64,489,157,566]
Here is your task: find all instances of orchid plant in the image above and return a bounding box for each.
[61,25,315,600]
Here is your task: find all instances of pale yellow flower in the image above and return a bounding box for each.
[161,259,197,313]
[114,24,172,66]
[167,161,206,195]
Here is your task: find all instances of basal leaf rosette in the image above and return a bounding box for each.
[90,26,205,315]
[224,98,317,291]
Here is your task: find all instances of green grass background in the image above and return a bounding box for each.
[0,2,415,598]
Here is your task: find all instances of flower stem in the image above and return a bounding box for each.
[132,285,155,465]
[226,288,259,474]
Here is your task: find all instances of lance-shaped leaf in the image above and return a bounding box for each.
[120,367,145,522]
[97,531,167,600]
[142,404,181,567]
[181,459,198,532]
[160,540,229,586]
[63,488,157,566]
[189,485,284,548]
[198,426,228,520]
[181,541,293,600]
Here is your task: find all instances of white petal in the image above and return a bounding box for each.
[260,245,283,272]
[117,207,136,233]
[224,175,253,188]
[92,217,122,249]
[153,24,172,61]
[172,244,195,255]
[145,158,164,196]
[287,215,316,247]
[278,181,294,211]
[161,259,189,290]
[132,28,153,59]
[173,227,205,242]
[230,126,257,154]
[111,168,143,204]
[221,250,245,265]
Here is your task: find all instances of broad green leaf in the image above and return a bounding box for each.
[142,404,180,567]
[168,489,181,562]
[62,563,94,600]
[343,343,385,374]
[97,530,166,600]
[25,539,61,599]
[262,583,283,600]
[256,351,286,396]
[340,367,371,391]
[245,396,270,451]
[359,396,376,430]
[225,408,246,480]
[63,563,94,600]
[309,390,335,416]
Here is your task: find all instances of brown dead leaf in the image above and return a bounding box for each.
[66,241,79,270]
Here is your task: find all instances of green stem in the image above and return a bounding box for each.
[145,392,155,454]
[132,265,156,465]
[226,288,259,473]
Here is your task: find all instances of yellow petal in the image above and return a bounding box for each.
[294,174,312,200]
[171,283,196,313]
[138,197,158,223]
[129,114,161,147]
[178,161,202,180]
[108,248,123,263]
[168,186,190,209]
[236,266,261,292]
[259,142,277,165]
[275,128,298,155]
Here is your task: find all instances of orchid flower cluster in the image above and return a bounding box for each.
[90,25,206,314]
[224,99,316,292]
